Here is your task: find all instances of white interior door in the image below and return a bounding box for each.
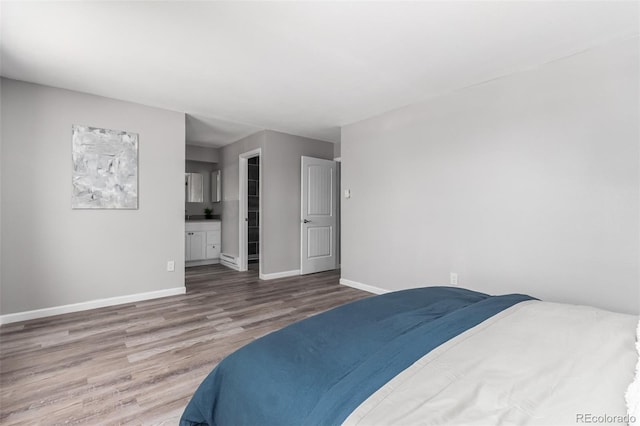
[301,156,337,275]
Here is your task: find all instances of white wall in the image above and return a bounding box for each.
[0,78,186,316]
[341,37,639,314]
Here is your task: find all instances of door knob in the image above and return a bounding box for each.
[303,219,311,223]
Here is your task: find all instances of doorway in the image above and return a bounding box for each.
[247,156,260,268]
[238,148,262,274]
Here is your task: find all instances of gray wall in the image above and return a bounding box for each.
[220,131,266,257]
[262,130,334,274]
[0,78,186,315]
[341,37,639,314]
[186,144,219,163]
[219,130,334,275]
[185,160,221,217]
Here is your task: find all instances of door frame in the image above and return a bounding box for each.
[239,148,262,274]
[334,157,341,269]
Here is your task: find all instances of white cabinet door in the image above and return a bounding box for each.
[186,222,221,263]
[188,231,206,261]
[205,231,221,259]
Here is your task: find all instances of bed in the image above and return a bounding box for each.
[180,286,639,426]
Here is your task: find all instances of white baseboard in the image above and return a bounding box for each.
[220,259,240,271]
[220,253,240,271]
[221,262,241,271]
[339,278,389,295]
[0,286,186,325]
[260,269,300,280]
[186,258,220,267]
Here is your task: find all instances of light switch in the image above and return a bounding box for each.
[450,272,458,286]
[344,189,351,199]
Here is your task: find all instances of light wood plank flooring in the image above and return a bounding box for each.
[0,265,368,425]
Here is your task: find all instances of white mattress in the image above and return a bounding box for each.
[344,300,638,426]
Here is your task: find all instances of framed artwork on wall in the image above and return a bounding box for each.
[71,125,139,209]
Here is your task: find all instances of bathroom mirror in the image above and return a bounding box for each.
[211,170,221,203]
[185,173,204,202]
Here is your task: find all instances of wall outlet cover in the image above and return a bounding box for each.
[450,272,458,286]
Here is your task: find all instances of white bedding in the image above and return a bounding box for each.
[344,300,638,426]
[626,320,640,425]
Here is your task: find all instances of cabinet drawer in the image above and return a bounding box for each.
[185,221,221,232]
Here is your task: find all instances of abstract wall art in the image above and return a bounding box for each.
[71,125,139,209]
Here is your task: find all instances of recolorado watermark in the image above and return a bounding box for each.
[576,413,636,424]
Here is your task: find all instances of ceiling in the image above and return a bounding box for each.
[1,1,638,147]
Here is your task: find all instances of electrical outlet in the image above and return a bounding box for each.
[167,260,175,272]
[450,272,458,286]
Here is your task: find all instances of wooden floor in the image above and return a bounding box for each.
[0,265,367,425]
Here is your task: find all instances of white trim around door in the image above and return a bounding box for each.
[239,148,262,275]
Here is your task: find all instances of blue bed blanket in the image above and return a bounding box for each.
[180,286,533,426]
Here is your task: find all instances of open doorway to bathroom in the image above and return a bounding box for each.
[247,156,260,270]
[238,148,262,274]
